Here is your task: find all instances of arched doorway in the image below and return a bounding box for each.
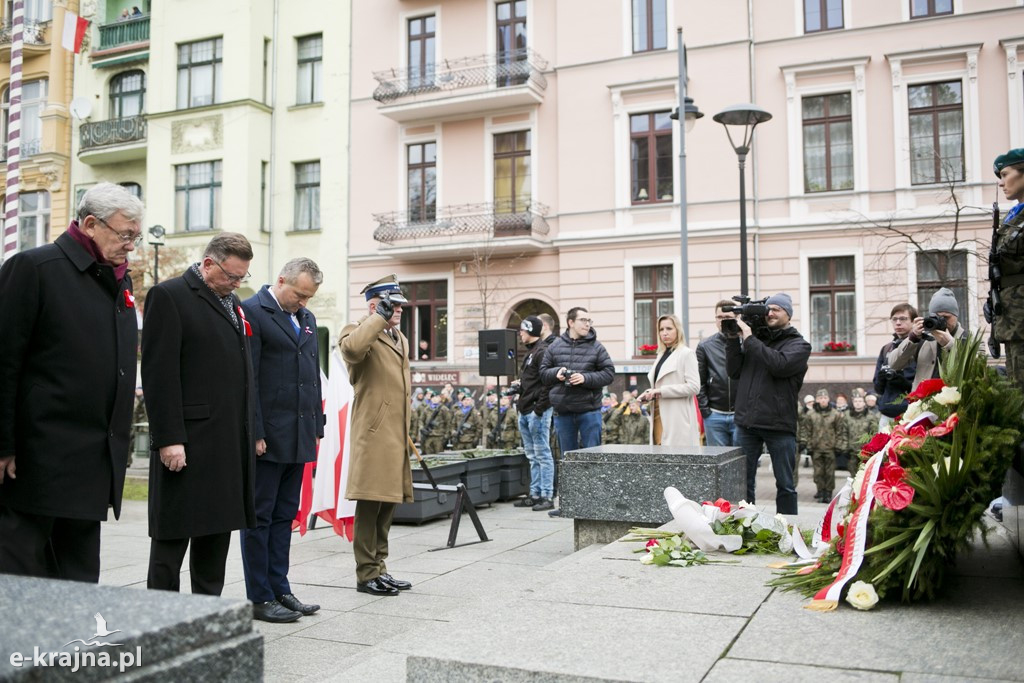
[505,299,561,365]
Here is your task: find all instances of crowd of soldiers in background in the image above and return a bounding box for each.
[409,384,655,455]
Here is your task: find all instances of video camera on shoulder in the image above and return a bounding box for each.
[720,295,770,340]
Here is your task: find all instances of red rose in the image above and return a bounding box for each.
[906,378,946,402]
[860,431,892,459]
[645,538,659,549]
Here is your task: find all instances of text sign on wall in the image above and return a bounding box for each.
[411,371,460,386]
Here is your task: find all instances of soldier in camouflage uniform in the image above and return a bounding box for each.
[798,388,848,502]
[602,396,624,445]
[843,390,877,476]
[450,394,483,450]
[618,399,650,445]
[993,149,1024,390]
[418,392,450,455]
[487,395,520,449]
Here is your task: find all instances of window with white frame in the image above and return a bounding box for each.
[802,92,853,192]
[910,0,952,19]
[296,34,322,105]
[809,256,856,352]
[110,70,145,119]
[804,0,843,33]
[5,0,52,22]
[2,80,47,157]
[909,80,964,185]
[17,190,49,251]
[916,250,966,317]
[630,111,673,203]
[294,161,321,231]
[174,160,222,232]
[176,38,223,109]
[632,0,666,53]
[633,265,673,356]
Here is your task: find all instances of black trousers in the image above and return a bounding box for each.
[0,505,101,582]
[147,532,231,596]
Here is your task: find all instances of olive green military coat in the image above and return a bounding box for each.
[339,313,414,504]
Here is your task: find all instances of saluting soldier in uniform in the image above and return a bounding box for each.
[993,149,1024,389]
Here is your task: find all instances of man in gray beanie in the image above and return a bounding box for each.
[725,292,811,514]
[887,287,966,390]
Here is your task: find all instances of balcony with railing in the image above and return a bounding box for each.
[372,200,550,258]
[0,20,49,60]
[78,115,147,164]
[92,15,149,58]
[371,48,548,122]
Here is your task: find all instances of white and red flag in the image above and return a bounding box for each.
[61,10,88,54]
[293,349,356,540]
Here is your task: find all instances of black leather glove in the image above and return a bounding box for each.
[375,296,395,321]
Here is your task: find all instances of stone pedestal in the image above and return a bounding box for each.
[1002,457,1024,559]
[0,575,262,681]
[559,445,745,550]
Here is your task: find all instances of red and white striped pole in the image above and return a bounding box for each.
[2,0,24,261]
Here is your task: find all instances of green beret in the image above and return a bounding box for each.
[994,148,1024,176]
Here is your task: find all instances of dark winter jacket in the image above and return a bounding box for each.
[517,333,554,415]
[873,336,915,418]
[540,329,616,414]
[696,332,737,417]
[725,325,811,435]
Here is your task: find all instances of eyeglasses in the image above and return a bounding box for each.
[890,316,911,323]
[766,306,786,314]
[95,217,142,246]
[574,317,593,325]
[213,260,251,284]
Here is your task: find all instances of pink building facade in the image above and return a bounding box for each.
[349,0,1024,393]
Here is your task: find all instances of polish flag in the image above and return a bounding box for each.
[294,349,356,540]
[62,11,88,54]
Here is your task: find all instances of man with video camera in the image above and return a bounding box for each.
[724,293,811,515]
[887,288,966,390]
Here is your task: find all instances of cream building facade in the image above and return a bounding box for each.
[70,0,350,338]
[350,0,1024,393]
[1,0,77,253]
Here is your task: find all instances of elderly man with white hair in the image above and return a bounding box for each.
[0,182,144,582]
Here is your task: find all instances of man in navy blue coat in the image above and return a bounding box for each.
[240,258,325,623]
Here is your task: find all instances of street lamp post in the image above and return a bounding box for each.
[148,225,165,284]
[712,104,772,298]
[669,28,703,338]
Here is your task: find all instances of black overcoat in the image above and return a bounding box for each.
[142,268,256,539]
[0,232,137,520]
[241,285,324,464]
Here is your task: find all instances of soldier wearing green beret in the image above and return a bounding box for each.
[993,149,1024,389]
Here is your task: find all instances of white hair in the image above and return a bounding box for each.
[77,182,144,224]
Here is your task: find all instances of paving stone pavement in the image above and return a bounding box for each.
[97,457,1024,681]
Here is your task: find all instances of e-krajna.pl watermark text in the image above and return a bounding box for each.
[9,646,142,673]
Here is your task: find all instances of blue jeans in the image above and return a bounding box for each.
[553,410,603,453]
[736,425,798,514]
[704,411,739,447]
[519,407,554,498]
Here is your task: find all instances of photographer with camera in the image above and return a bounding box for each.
[724,293,811,515]
[887,288,966,390]
[873,303,918,428]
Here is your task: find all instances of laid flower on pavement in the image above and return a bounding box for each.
[845,581,879,610]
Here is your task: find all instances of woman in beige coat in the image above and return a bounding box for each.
[638,314,701,446]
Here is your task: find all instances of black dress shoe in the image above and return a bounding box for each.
[356,577,399,596]
[513,495,537,508]
[252,600,302,623]
[277,593,320,615]
[532,497,554,512]
[378,573,412,591]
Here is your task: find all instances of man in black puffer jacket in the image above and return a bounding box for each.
[540,307,616,456]
[512,315,556,511]
[725,293,811,515]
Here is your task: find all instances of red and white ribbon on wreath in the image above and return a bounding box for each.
[804,447,887,611]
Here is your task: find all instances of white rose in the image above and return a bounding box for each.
[903,400,925,422]
[933,386,961,406]
[845,581,879,610]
